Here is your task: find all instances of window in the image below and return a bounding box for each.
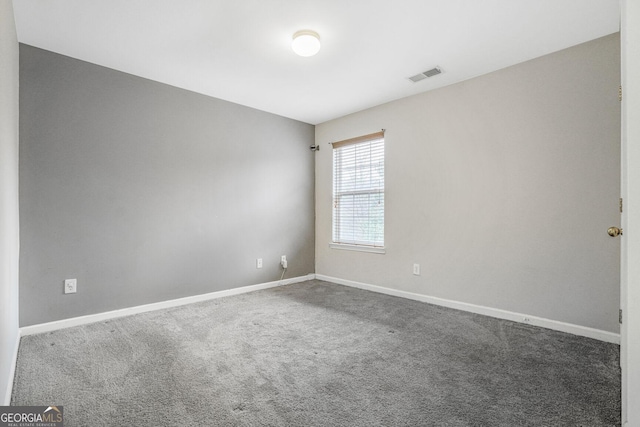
[331,131,385,252]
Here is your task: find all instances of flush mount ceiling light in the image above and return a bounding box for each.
[292,30,321,57]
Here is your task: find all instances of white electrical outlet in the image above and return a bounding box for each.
[413,264,420,276]
[64,278,77,294]
[281,255,287,269]
[256,258,263,269]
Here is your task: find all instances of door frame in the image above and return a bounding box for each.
[620,1,639,425]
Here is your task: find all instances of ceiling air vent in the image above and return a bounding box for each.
[408,66,442,83]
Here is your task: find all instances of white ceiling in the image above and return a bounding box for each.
[12,0,620,125]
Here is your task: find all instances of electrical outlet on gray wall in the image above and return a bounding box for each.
[64,279,77,294]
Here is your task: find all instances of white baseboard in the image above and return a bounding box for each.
[316,274,620,344]
[3,330,20,405]
[20,274,315,337]
[18,272,619,343]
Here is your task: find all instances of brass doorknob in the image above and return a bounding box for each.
[607,227,623,237]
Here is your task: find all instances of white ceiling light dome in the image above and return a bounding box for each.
[292,30,321,57]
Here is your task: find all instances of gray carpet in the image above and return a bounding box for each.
[12,280,620,426]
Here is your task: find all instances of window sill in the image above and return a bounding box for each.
[329,243,386,254]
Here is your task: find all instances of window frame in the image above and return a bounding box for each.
[330,131,385,254]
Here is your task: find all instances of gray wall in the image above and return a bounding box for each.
[0,0,20,404]
[316,34,621,333]
[20,45,315,326]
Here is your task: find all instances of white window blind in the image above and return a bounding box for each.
[332,131,385,248]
